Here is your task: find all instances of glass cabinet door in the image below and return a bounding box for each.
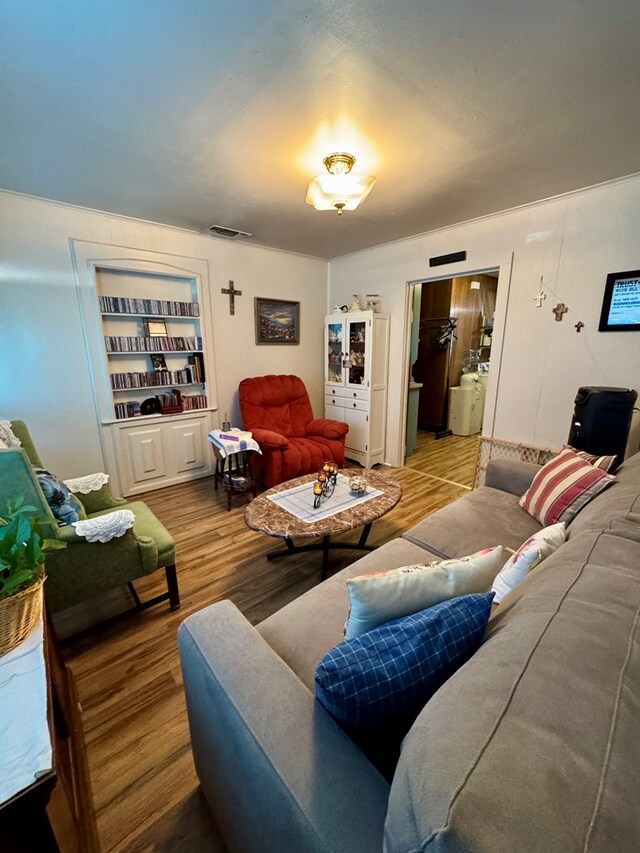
[326,321,344,384]
[346,319,367,387]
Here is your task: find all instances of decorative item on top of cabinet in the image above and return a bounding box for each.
[324,310,390,467]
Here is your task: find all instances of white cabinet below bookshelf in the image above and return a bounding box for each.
[104,410,213,497]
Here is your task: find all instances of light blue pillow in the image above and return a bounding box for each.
[315,592,494,730]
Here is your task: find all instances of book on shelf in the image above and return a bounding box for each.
[99,295,200,316]
[114,393,207,418]
[187,353,205,382]
[104,335,203,352]
[182,394,208,411]
[110,369,199,389]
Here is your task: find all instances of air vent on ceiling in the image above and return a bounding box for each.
[207,223,253,239]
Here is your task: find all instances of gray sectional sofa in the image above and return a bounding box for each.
[179,451,640,853]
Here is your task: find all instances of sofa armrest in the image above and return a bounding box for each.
[484,459,541,496]
[178,601,389,853]
[75,482,127,514]
[306,418,349,440]
[250,428,290,450]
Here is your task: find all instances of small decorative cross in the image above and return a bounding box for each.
[552,302,568,322]
[534,276,546,308]
[575,321,584,333]
[221,280,242,315]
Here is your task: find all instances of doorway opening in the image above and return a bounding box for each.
[405,271,499,488]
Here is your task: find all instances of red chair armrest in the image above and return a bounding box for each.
[251,428,290,450]
[306,418,349,440]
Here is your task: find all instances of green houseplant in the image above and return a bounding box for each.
[0,498,65,656]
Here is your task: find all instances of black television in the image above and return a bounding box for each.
[598,269,640,331]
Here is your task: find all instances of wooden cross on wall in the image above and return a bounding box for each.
[221,280,242,315]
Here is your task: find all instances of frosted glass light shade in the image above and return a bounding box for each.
[306,172,376,211]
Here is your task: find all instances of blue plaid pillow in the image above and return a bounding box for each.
[315,592,494,729]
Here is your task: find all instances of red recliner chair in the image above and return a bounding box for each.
[239,375,349,487]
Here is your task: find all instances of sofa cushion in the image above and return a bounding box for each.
[491,522,566,604]
[315,593,494,729]
[519,448,615,526]
[568,449,640,538]
[257,538,440,691]
[385,529,640,852]
[402,486,541,557]
[344,546,504,639]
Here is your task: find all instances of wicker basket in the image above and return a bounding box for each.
[0,575,44,657]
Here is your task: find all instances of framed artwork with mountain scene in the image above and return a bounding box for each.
[254,298,300,344]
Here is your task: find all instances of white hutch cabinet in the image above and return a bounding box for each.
[72,241,218,497]
[324,311,390,467]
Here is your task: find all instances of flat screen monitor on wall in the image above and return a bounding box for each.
[598,269,640,331]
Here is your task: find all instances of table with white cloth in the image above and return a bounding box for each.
[207,428,261,510]
[0,615,52,807]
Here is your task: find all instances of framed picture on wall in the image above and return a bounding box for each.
[598,269,640,331]
[254,298,300,344]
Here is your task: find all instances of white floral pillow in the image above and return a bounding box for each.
[344,546,505,639]
[491,522,566,604]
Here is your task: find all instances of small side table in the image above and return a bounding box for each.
[207,429,261,511]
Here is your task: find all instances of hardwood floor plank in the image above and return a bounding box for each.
[62,440,479,852]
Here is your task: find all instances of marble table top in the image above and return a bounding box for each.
[244,468,402,539]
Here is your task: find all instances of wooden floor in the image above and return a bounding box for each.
[62,432,479,852]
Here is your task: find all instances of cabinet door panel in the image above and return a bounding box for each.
[344,408,369,453]
[126,427,167,485]
[167,419,208,474]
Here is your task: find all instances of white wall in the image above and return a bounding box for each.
[329,175,640,465]
[0,191,327,477]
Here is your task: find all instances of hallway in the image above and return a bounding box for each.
[405,431,479,490]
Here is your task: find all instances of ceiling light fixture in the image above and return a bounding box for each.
[306,152,376,215]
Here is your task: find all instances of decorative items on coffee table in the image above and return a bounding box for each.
[313,461,339,508]
[245,469,401,579]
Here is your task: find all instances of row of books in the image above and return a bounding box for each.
[113,394,208,419]
[110,369,199,389]
[105,335,203,352]
[182,394,208,410]
[100,296,200,316]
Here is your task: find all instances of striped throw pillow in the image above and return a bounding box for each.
[519,448,615,526]
[568,447,618,472]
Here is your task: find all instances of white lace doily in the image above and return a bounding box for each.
[0,421,21,448]
[72,510,135,543]
[63,472,110,494]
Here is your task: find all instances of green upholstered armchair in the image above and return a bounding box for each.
[0,421,179,615]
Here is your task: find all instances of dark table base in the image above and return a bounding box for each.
[266,522,374,580]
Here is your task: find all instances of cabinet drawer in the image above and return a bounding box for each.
[325,396,345,411]
[344,388,369,401]
[325,384,345,398]
[343,398,368,412]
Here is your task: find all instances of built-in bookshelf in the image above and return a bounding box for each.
[73,242,218,497]
[100,299,208,420]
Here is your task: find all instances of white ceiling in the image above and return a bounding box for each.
[1,0,640,259]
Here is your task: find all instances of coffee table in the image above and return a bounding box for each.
[244,469,402,579]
